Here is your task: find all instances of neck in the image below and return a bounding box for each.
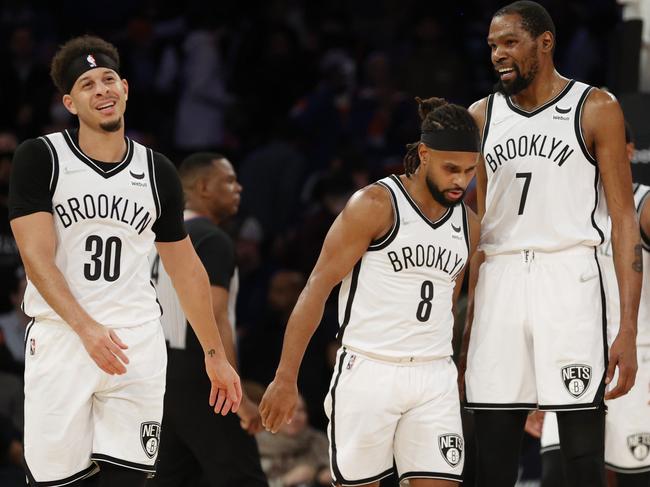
[184,204,221,225]
[510,69,568,111]
[77,121,126,163]
[400,173,448,221]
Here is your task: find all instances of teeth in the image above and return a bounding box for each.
[499,68,514,74]
[98,102,115,110]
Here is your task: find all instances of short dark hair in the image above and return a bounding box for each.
[403,97,479,176]
[178,152,226,185]
[50,35,120,94]
[494,1,556,39]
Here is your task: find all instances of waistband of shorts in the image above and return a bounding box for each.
[342,345,448,364]
[485,245,595,262]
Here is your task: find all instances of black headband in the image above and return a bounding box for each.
[63,53,120,94]
[420,129,479,152]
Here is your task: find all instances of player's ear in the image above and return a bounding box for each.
[417,142,429,166]
[540,31,554,54]
[62,94,77,115]
[121,78,129,101]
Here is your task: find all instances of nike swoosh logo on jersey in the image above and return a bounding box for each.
[555,106,571,114]
[130,170,145,180]
[579,273,598,282]
[401,218,416,225]
[451,224,461,233]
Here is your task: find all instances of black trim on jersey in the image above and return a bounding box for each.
[590,168,606,245]
[605,463,650,474]
[461,202,470,256]
[25,460,97,487]
[574,86,598,165]
[62,129,134,179]
[464,401,537,411]
[147,149,161,220]
[328,350,395,486]
[481,94,495,154]
[40,136,59,196]
[389,175,453,229]
[399,471,463,483]
[23,317,35,352]
[337,260,362,341]
[635,185,650,250]
[91,453,156,473]
[150,280,163,316]
[368,181,400,251]
[504,79,576,118]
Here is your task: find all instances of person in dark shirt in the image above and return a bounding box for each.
[8,35,240,487]
[150,152,268,487]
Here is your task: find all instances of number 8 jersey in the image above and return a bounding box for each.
[17,130,184,328]
[337,175,470,358]
[480,80,609,255]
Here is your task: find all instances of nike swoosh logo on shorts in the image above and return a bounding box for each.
[579,273,598,282]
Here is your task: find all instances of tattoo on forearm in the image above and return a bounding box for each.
[207,349,215,357]
[633,244,643,273]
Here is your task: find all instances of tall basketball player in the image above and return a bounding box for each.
[259,97,481,487]
[461,2,642,486]
[8,36,241,487]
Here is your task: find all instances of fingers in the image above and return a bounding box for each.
[605,365,635,400]
[228,378,242,413]
[209,383,217,407]
[604,353,617,386]
[213,388,226,414]
[109,329,129,350]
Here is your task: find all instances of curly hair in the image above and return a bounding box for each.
[50,35,120,94]
[403,97,478,176]
[494,1,555,39]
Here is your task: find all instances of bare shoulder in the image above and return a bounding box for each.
[342,182,394,229]
[468,97,490,130]
[582,87,623,120]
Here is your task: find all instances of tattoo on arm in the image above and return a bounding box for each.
[633,244,643,273]
[207,349,215,357]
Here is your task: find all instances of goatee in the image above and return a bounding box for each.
[493,62,538,96]
[425,176,463,208]
[100,119,122,133]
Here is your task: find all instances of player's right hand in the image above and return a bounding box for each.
[78,322,129,375]
[259,377,298,434]
[524,410,544,438]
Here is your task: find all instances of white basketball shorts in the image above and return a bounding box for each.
[23,318,167,486]
[541,348,650,473]
[465,247,607,411]
[324,347,464,486]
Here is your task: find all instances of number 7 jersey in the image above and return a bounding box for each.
[337,175,470,358]
[22,130,163,328]
[480,80,609,255]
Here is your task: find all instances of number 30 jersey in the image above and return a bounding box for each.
[21,131,168,328]
[337,175,470,358]
[480,80,609,255]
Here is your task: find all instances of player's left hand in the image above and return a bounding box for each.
[605,328,637,400]
[237,395,263,434]
[205,354,242,415]
[259,377,298,434]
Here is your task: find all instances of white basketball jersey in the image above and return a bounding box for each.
[338,175,470,358]
[480,80,608,255]
[600,184,650,345]
[22,130,162,327]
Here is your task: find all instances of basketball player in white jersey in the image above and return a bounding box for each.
[8,36,241,487]
[461,2,642,486]
[259,97,481,487]
[537,127,650,487]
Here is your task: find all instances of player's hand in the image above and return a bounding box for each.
[605,328,637,400]
[259,377,298,434]
[78,321,129,375]
[205,353,242,415]
[524,410,545,438]
[237,395,263,434]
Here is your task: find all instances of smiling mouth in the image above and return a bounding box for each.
[497,67,516,79]
[96,101,116,111]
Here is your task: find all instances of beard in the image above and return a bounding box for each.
[100,118,122,132]
[425,175,464,208]
[493,60,539,96]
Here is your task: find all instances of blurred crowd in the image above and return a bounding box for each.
[0,0,629,485]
